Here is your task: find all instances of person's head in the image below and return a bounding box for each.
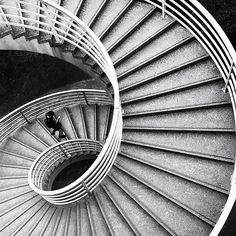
[46,111,54,119]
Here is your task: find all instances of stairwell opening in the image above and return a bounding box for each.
[50,154,97,190]
[45,152,99,191]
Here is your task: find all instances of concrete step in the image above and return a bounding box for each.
[115,154,228,224]
[0,178,28,190]
[0,164,29,177]
[122,128,236,161]
[110,11,174,65]
[85,1,157,66]
[94,185,135,236]
[91,0,131,39]
[0,0,25,38]
[120,143,233,193]
[68,105,88,139]
[123,105,235,130]
[41,208,64,236]
[117,39,206,89]
[120,58,221,101]
[55,0,83,47]
[101,1,153,52]
[115,23,191,76]
[0,137,40,160]
[96,105,111,142]
[80,199,93,236]
[0,196,43,235]
[0,191,38,217]
[109,166,213,236]
[55,207,73,236]
[0,184,32,203]
[77,0,105,26]
[20,0,39,39]
[0,148,34,166]
[56,108,78,139]
[26,206,57,236]
[122,80,230,114]
[86,194,111,235]
[27,119,58,147]
[12,127,49,152]
[10,201,49,236]
[0,7,12,37]
[82,105,96,140]
[122,77,225,107]
[102,176,171,236]
[38,0,61,43]
[17,203,52,236]
[61,0,95,52]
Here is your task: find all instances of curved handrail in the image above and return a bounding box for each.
[0,89,112,143]
[143,0,236,234]
[0,0,123,205]
[29,139,103,191]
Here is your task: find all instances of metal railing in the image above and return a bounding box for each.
[29,139,103,194]
[0,0,122,205]
[0,89,112,143]
[143,0,236,235]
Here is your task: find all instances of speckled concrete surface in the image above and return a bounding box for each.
[122,129,236,160]
[120,142,233,191]
[103,176,170,236]
[110,165,212,236]
[123,105,235,129]
[115,155,227,224]
[101,1,153,50]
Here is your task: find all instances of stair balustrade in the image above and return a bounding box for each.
[29,139,103,204]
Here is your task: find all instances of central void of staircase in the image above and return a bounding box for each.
[0,0,236,235]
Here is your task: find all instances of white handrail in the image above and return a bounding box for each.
[0,0,122,205]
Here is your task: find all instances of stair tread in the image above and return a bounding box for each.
[120,144,233,192]
[91,0,131,38]
[110,11,173,64]
[122,128,236,161]
[109,166,213,236]
[94,186,136,236]
[0,0,25,38]
[118,40,206,89]
[86,194,111,236]
[101,1,153,51]
[120,59,220,101]
[115,23,192,76]
[68,105,88,139]
[123,105,235,129]
[20,0,40,39]
[123,80,231,114]
[102,177,171,236]
[115,155,227,224]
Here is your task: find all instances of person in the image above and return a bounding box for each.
[44,111,66,139]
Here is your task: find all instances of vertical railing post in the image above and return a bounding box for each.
[82,91,89,105]
[82,181,91,195]
[162,0,166,18]
[223,61,235,93]
[41,3,62,44]
[59,144,71,159]
[20,110,31,124]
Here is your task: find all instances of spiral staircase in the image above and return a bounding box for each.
[0,0,236,235]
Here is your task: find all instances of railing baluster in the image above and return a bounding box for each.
[223,61,235,93]
[82,181,91,195]
[82,91,89,105]
[19,110,31,124]
[162,0,166,18]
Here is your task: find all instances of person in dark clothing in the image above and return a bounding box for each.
[44,111,66,139]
